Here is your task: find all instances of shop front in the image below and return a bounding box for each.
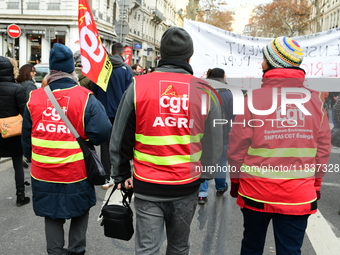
[0,24,70,68]
[25,28,66,66]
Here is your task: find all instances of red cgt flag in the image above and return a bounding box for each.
[78,0,112,91]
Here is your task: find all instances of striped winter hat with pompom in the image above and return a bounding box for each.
[263,37,304,68]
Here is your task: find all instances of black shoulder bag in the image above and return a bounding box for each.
[100,183,134,241]
[44,86,106,185]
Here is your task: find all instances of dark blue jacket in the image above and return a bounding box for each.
[92,55,133,118]
[22,78,112,219]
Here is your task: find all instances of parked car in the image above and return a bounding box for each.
[34,63,49,88]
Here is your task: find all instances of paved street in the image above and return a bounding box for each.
[1,147,340,255]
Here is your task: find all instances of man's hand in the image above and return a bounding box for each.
[316,190,321,200]
[230,182,239,198]
[117,178,133,190]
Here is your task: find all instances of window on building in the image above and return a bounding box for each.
[47,1,61,10]
[27,1,40,10]
[50,34,66,49]
[113,2,117,23]
[7,1,19,9]
[28,34,42,64]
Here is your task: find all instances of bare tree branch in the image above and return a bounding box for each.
[251,0,311,37]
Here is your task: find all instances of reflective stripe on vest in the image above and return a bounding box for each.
[241,163,315,179]
[133,169,201,184]
[134,150,202,165]
[135,133,204,145]
[32,137,79,149]
[31,137,83,164]
[247,147,317,158]
[239,192,317,206]
[32,151,83,164]
[31,174,87,184]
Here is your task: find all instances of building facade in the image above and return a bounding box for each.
[309,0,340,33]
[0,0,187,69]
[229,4,255,35]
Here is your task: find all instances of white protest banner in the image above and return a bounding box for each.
[184,19,340,91]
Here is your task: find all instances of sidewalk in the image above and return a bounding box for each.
[0,157,11,164]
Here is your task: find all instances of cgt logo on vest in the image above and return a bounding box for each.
[154,82,194,128]
[36,97,71,133]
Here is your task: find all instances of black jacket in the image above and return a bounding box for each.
[0,56,26,157]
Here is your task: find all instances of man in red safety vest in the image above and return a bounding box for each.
[110,27,223,254]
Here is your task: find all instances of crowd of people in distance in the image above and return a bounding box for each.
[132,63,155,76]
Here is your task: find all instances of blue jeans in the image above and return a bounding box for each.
[241,208,310,255]
[134,192,198,255]
[199,144,228,197]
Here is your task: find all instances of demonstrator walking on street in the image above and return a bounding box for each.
[92,42,133,190]
[228,37,331,255]
[110,26,223,254]
[22,43,112,255]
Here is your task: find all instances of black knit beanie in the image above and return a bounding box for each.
[160,27,194,61]
[49,43,75,73]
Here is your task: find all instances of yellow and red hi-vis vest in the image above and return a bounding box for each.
[133,72,212,185]
[28,87,90,183]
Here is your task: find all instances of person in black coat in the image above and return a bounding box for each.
[0,56,30,206]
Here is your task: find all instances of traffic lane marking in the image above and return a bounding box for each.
[306,210,340,254]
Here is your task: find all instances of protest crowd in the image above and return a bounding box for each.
[0,22,335,255]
